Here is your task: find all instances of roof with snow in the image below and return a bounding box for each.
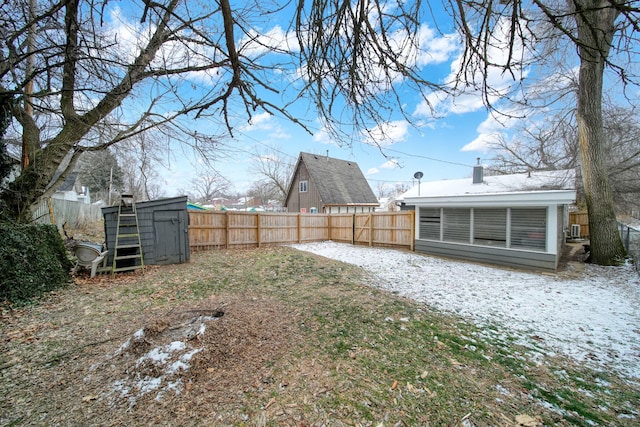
[401,169,577,206]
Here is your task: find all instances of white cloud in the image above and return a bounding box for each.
[367,167,380,175]
[311,121,341,145]
[415,25,458,66]
[461,132,499,152]
[381,159,400,169]
[362,120,409,147]
[240,25,299,57]
[236,112,292,140]
[461,108,521,152]
[415,15,534,120]
[249,112,273,127]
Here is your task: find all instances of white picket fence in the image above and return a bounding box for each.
[32,197,103,228]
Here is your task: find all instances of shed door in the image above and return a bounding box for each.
[154,210,185,265]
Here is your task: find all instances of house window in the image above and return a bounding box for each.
[419,208,441,240]
[299,180,308,193]
[418,206,548,252]
[442,208,471,243]
[474,208,507,247]
[511,208,547,251]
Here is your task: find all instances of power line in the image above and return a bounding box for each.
[367,177,414,184]
[383,147,474,168]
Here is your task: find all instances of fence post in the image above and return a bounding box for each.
[257,213,261,248]
[369,213,373,246]
[225,211,230,249]
[297,213,302,243]
[410,210,415,251]
[351,214,355,245]
[48,198,56,225]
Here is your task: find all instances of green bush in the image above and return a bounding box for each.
[0,223,72,304]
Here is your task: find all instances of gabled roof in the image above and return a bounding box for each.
[57,171,80,192]
[292,152,378,205]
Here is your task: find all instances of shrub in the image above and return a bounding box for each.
[0,223,72,304]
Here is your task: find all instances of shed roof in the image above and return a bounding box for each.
[294,152,378,205]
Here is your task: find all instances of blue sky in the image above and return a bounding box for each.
[160,107,492,197]
[104,1,572,198]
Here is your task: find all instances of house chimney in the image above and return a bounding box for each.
[326,150,329,161]
[473,158,484,184]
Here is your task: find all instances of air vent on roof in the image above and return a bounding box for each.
[473,158,484,184]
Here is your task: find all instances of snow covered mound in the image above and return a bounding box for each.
[290,241,640,381]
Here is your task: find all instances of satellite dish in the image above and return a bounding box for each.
[413,171,423,180]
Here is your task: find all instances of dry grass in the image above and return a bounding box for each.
[1,246,638,426]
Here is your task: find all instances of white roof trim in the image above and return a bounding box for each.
[407,189,576,207]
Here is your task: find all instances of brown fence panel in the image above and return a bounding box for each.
[32,197,103,229]
[354,211,414,249]
[299,214,330,242]
[228,212,259,248]
[188,210,416,251]
[329,214,355,243]
[569,211,589,239]
[259,213,300,246]
[376,210,414,249]
[188,211,227,250]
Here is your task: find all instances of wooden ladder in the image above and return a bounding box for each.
[112,194,145,275]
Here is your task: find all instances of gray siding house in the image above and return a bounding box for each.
[102,196,190,267]
[285,152,379,214]
[400,166,576,271]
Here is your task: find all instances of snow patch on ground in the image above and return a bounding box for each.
[290,241,640,380]
[103,316,215,407]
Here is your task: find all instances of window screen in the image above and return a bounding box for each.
[419,208,441,240]
[442,208,471,243]
[511,208,546,251]
[474,208,507,247]
[299,180,308,192]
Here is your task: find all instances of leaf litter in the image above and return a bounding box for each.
[1,245,638,426]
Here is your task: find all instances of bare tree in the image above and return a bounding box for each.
[251,149,294,206]
[247,179,279,209]
[76,149,123,202]
[488,103,640,216]
[2,0,638,265]
[375,181,393,199]
[444,0,639,264]
[1,0,440,222]
[188,171,231,205]
[113,133,166,202]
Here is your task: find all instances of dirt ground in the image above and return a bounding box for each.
[0,248,368,426]
[3,237,633,427]
[1,291,324,425]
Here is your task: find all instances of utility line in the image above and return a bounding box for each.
[383,147,474,168]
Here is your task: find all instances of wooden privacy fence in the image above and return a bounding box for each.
[188,210,415,251]
[568,211,589,239]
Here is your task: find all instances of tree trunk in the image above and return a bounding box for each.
[575,0,626,265]
[0,0,177,223]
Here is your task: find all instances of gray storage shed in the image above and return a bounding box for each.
[102,196,190,267]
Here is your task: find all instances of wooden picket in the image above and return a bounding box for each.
[568,211,589,238]
[188,210,415,251]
